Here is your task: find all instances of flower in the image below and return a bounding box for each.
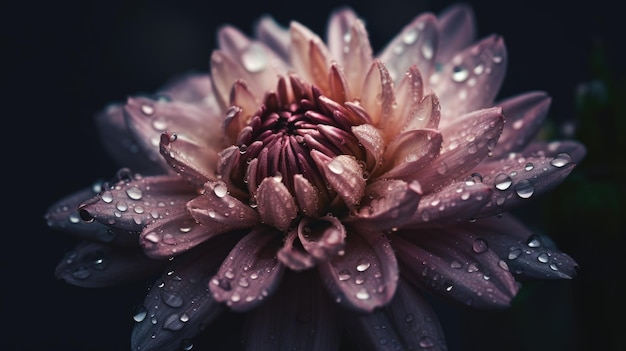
[45,3,585,350]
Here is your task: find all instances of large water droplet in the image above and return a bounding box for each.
[452,65,469,82]
[514,180,534,199]
[160,290,184,308]
[402,29,418,45]
[241,43,268,73]
[328,158,344,174]
[133,305,148,322]
[550,153,572,168]
[355,289,370,300]
[472,238,489,254]
[126,186,143,200]
[494,173,512,190]
[356,260,371,272]
[213,182,228,198]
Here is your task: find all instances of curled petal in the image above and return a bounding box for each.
[328,63,350,103]
[468,214,579,279]
[159,132,218,185]
[313,152,366,209]
[256,176,299,231]
[404,181,492,228]
[318,230,398,312]
[379,13,438,82]
[243,271,340,351]
[293,174,321,217]
[131,236,237,351]
[418,107,504,192]
[341,280,447,351]
[55,241,168,288]
[210,227,285,311]
[217,145,249,200]
[380,129,443,180]
[401,93,441,132]
[350,179,422,232]
[361,60,394,126]
[298,216,346,260]
[277,228,317,271]
[79,175,197,232]
[351,124,384,173]
[394,229,519,309]
[492,91,551,157]
[140,212,214,258]
[187,181,259,231]
[227,80,259,140]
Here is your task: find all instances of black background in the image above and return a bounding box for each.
[4,0,624,350]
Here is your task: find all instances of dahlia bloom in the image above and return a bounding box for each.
[46,3,585,350]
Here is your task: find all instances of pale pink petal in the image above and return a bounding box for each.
[378,13,438,82]
[360,60,394,126]
[78,175,197,232]
[55,241,168,288]
[217,145,250,200]
[386,65,425,139]
[328,63,350,103]
[313,152,365,209]
[308,38,332,93]
[380,129,443,181]
[277,228,317,271]
[326,7,358,64]
[139,212,215,258]
[342,19,373,99]
[433,35,507,121]
[210,50,246,109]
[404,181,492,228]
[290,21,331,87]
[254,15,290,61]
[256,176,298,231]
[293,174,321,217]
[435,3,476,66]
[351,124,384,174]
[341,280,447,350]
[226,80,260,141]
[159,132,218,185]
[417,107,504,193]
[131,236,236,351]
[466,214,578,279]
[298,216,346,260]
[243,271,340,350]
[401,93,441,132]
[158,73,217,105]
[318,230,398,312]
[394,230,519,308]
[209,227,285,311]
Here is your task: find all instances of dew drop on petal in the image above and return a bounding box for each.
[494,173,512,190]
[508,248,522,260]
[101,191,114,203]
[356,260,371,272]
[527,235,541,248]
[402,29,418,45]
[514,180,534,199]
[141,104,154,115]
[126,186,143,200]
[524,162,534,171]
[241,43,268,73]
[452,65,469,82]
[213,182,228,198]
[160,290,184,308]
[472,238,489,254]
[537,252,550,263]
[328,158,344,174]
[133,305,148,322]
[355,289,370,300]
[550,153,572,168]
[419,336,435,348]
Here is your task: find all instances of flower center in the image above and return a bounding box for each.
[232,75,365,207]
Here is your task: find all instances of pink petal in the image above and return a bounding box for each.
[79,175,197,232]
[385,65,425,140]
[217,145,249,200]
[139,212,215,258]
[293,174,321,217]
[277,228,317,271]
[256,176,299,231]
[394,229,519,308]
[289,21,330,88]
[342,19,373,100]
[158,73,216,104]
[360,60,394,126]
[350,179,422,232]
[186,180,259,231]
[380,129,443,181]
[131,236,236,351]
[56,241,168,288]
[433,35,507,120]
[351,124,384,174]
[226,80,259,141]
[243,271,340,350]
[492,91,551,157]
[401,93,441,132]
[159,132,218,185]
[314,152,366,209]
[466,214,578,279]
[378,13,438,82]
[435,3,476,67]
[417,107,504,193]
[209,227,285,311]
[328,63,350,103]
[327,6,359,64]
[210,50,245,109]
[341,280,447,350]
[318,230,398,312]
[404,181,492,228]
[298,216,346,260]
[254,15,290,61]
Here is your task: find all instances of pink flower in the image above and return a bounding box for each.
[45,4,585,350]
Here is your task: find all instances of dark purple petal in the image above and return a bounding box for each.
[131,236,237,351]
[256,176,298,231]
[403,181,492,228]
[318,230,398,312]
[349,179,422,232]
[209,227,285,311]
[298,216,346,260]
[159,131,219,185]
[293,174,321,217]
[277,228,317,271]
[341,280,447,351]
[492,91,551,157]
[56,241,168,288]
[394,229,519,309]
[243,271,340,351]
[79,175,197,232]
[468,214,579,279]
[139,212,216,258]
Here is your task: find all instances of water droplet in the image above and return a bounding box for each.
[338,270,351,281]
[72,266,91,279]
[419,336,435,348]
[450,260,463,269]
[126,186,143,200]
[328,158,344,174]
[163,313,185,331]
[472,238,489,253]
[213,182,228,198]
[133,305,147,322]
[550,153,572,168]
[494,173,512,190]
[241,43,268,73]
[402,29,418,45]
[356,260,371,272]
[524,162,534,171]
[181,339,194,350]
[101,191,113,203]
[537,252,549,263]
[514,180,534,199]
[160,290,184,308]
[356,290,370,300]
[141,104,154,115]
[527,235,541,248]
[508,248,522,260]
[116,201,128,212]
[452,65,469,82]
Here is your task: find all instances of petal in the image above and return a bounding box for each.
[468,214,578,279]
[361,60,394,126]
[401,93,441,132]
[256,176,298,231]
[341,280,447,351]
[473,142,585,216]
[432,35,507,120]
[327,7,359,64]
[342,19,373,99]
[351,124,384,173]
[94,103,168,174]
[394,229,519,309]
[380,129,443,181]
[139,212,214,258]
[159,131,218,185]
[403,181,492,228]
[186,180,259,232]
[378,13,438,82]
[293,174,321,217]
[328,63,350,103]
[227,80,260,141]
[435,3,476,66]
[417,107,504,193]
[350,179,422,232]
[298,216,346,260]
[255,15,290,61]
[242,271,340,351]
[290,21,330,88]
[386,65,425,139]
[131,236,236,351]
[492,91,551,157]
[318,230,398,312]
[209,227,285,311]
[45,183,138,246]
[314,152,366,209]
[210,50,245,109]
[158,73,217,105]
[277,228,317,271]
[217,145,250,200]
[56,241,168,288]
[79,175,197,232]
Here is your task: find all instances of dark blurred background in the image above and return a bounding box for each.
[3,0,624,350]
